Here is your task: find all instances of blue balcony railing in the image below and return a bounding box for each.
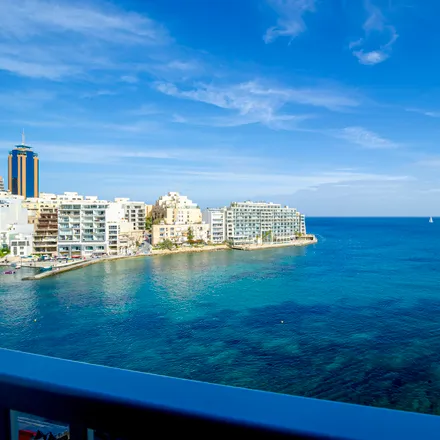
[1,348,440,440]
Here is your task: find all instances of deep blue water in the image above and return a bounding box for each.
[2,218,440,414]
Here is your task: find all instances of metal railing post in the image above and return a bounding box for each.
[0,408,17,440]
[69,424,92,440]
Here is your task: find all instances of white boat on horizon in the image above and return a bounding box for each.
[429,217,434,223]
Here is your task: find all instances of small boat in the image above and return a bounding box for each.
[15,264,21,269]
[429,217,434,223]
[40,266,53,272]
[3,270,16,275]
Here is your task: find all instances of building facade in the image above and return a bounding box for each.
[114,198,146,231]
[0,176,4,191]
[152,192,202,225]
[33,207,58,255]
[58,198,109,257]
[151,192,208,245]
[151,223,209,245]
[8,133,39,198]
[202,208,227,244]
[9,233,33,257]
[225,201,306,245]
[23,192,86,255]
[0,196,34,256]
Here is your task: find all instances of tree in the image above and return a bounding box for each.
[157,239,174,250]
[0,245,10,258]
[262,230,272,242]
[145,215,153,231]
[187,227,195,244]
[153,218,162,225]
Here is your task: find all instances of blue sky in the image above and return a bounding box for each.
[0,0,439,215]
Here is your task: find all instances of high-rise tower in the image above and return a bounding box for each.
[8,130,39,198]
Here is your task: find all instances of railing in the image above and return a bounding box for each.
[0,349,439,440]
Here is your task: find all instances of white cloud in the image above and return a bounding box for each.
[353,50,389,66]
[80,90,117,99]
[92,168,410,199]
[0,0,169,80]
[406,108,440,118]
[0,0,169,44]
[264,0,316,43]
[120,75,139,84]
[337,126,399,149]
[154,80,358,129]
[350,1,398,66]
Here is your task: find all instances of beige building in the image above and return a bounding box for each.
[151,223,209,245]
[152,192,202,225]
[33,207,58,255]
[145,204,153,217]
[151,192,209,245]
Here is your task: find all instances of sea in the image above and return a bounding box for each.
[2,217,440,416]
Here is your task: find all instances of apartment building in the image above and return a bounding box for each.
[24,192,86,255]
[151,192,208,245]
[202,208,227,244]
[58,198,109,257]
[114,198,146,231]
[33,207,58,255]
[0,176,4,191]
[225,201,306,245]
[151,223,209,245]
[152,192,202,225]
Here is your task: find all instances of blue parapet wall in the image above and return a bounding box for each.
[0,348,439,439]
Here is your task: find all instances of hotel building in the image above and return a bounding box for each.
[8,132,39,198]
[225,201,306,245]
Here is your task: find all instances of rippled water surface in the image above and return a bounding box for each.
[2,218,440,414]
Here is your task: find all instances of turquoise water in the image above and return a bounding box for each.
[2,218,440,414]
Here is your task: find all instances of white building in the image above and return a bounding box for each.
[202,208,227,244]
[58,198,110,257]
[114,198,146,231]
[225,201,306,245]
[0,176,4,191]
[9,232,33,257]
[0,196,34,256]
[57,197,144,257]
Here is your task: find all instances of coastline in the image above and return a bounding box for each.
[19,236,316,281]
[151,244,229,256]
[231,237,317,251]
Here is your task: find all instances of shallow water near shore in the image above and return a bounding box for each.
[2,217,440,414]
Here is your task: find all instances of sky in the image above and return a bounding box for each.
[0,0,439,216]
